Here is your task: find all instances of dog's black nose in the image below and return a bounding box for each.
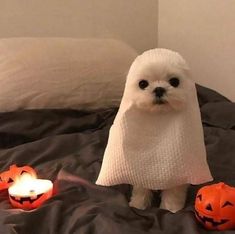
[154,87,166,98]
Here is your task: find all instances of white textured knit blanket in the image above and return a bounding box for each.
[96,49,212,190]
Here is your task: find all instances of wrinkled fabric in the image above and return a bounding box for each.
[0,85,234,234]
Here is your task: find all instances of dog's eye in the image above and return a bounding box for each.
[139,80,149,89]
[169,77,180,87]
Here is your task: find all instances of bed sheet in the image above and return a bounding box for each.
[0,85,234,234]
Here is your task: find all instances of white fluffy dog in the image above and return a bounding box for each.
[127,49,189,212]
[96,49,212,213]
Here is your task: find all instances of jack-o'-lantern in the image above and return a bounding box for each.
[0,165,36,190]
[195,182,235,230]
[8,173,53,210]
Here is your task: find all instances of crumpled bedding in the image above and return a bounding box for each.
[0,85,234,234]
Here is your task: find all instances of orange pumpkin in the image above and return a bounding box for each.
[195,182,235,230]
[9,187,53,210]
[0,165,36,190]
[8,175,53,210]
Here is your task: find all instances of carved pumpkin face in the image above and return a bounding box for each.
[9,188,53,210]
[195,182,235,230]
[0,165,36,190]
[8,175,53,210]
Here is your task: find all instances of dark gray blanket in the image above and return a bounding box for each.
[0,85,234,234]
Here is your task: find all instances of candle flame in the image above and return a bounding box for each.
[9,173,52,197]
[13,173,37,186]
[17,173,37,181]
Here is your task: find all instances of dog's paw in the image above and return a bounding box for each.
[160,184,188,213]
[129,199,150,210]
[160,201,184,213]
[129,189,152,210]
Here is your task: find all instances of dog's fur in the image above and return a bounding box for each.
[127,49,190,212]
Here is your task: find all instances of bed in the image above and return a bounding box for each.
[0,38,234,234]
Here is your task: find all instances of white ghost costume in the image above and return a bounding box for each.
[96,49,213,190]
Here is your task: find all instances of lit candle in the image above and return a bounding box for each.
[8,173,53,210]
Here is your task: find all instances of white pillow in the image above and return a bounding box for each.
[0,38,137,111]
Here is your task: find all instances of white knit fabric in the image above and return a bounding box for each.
[96,49,212,190]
